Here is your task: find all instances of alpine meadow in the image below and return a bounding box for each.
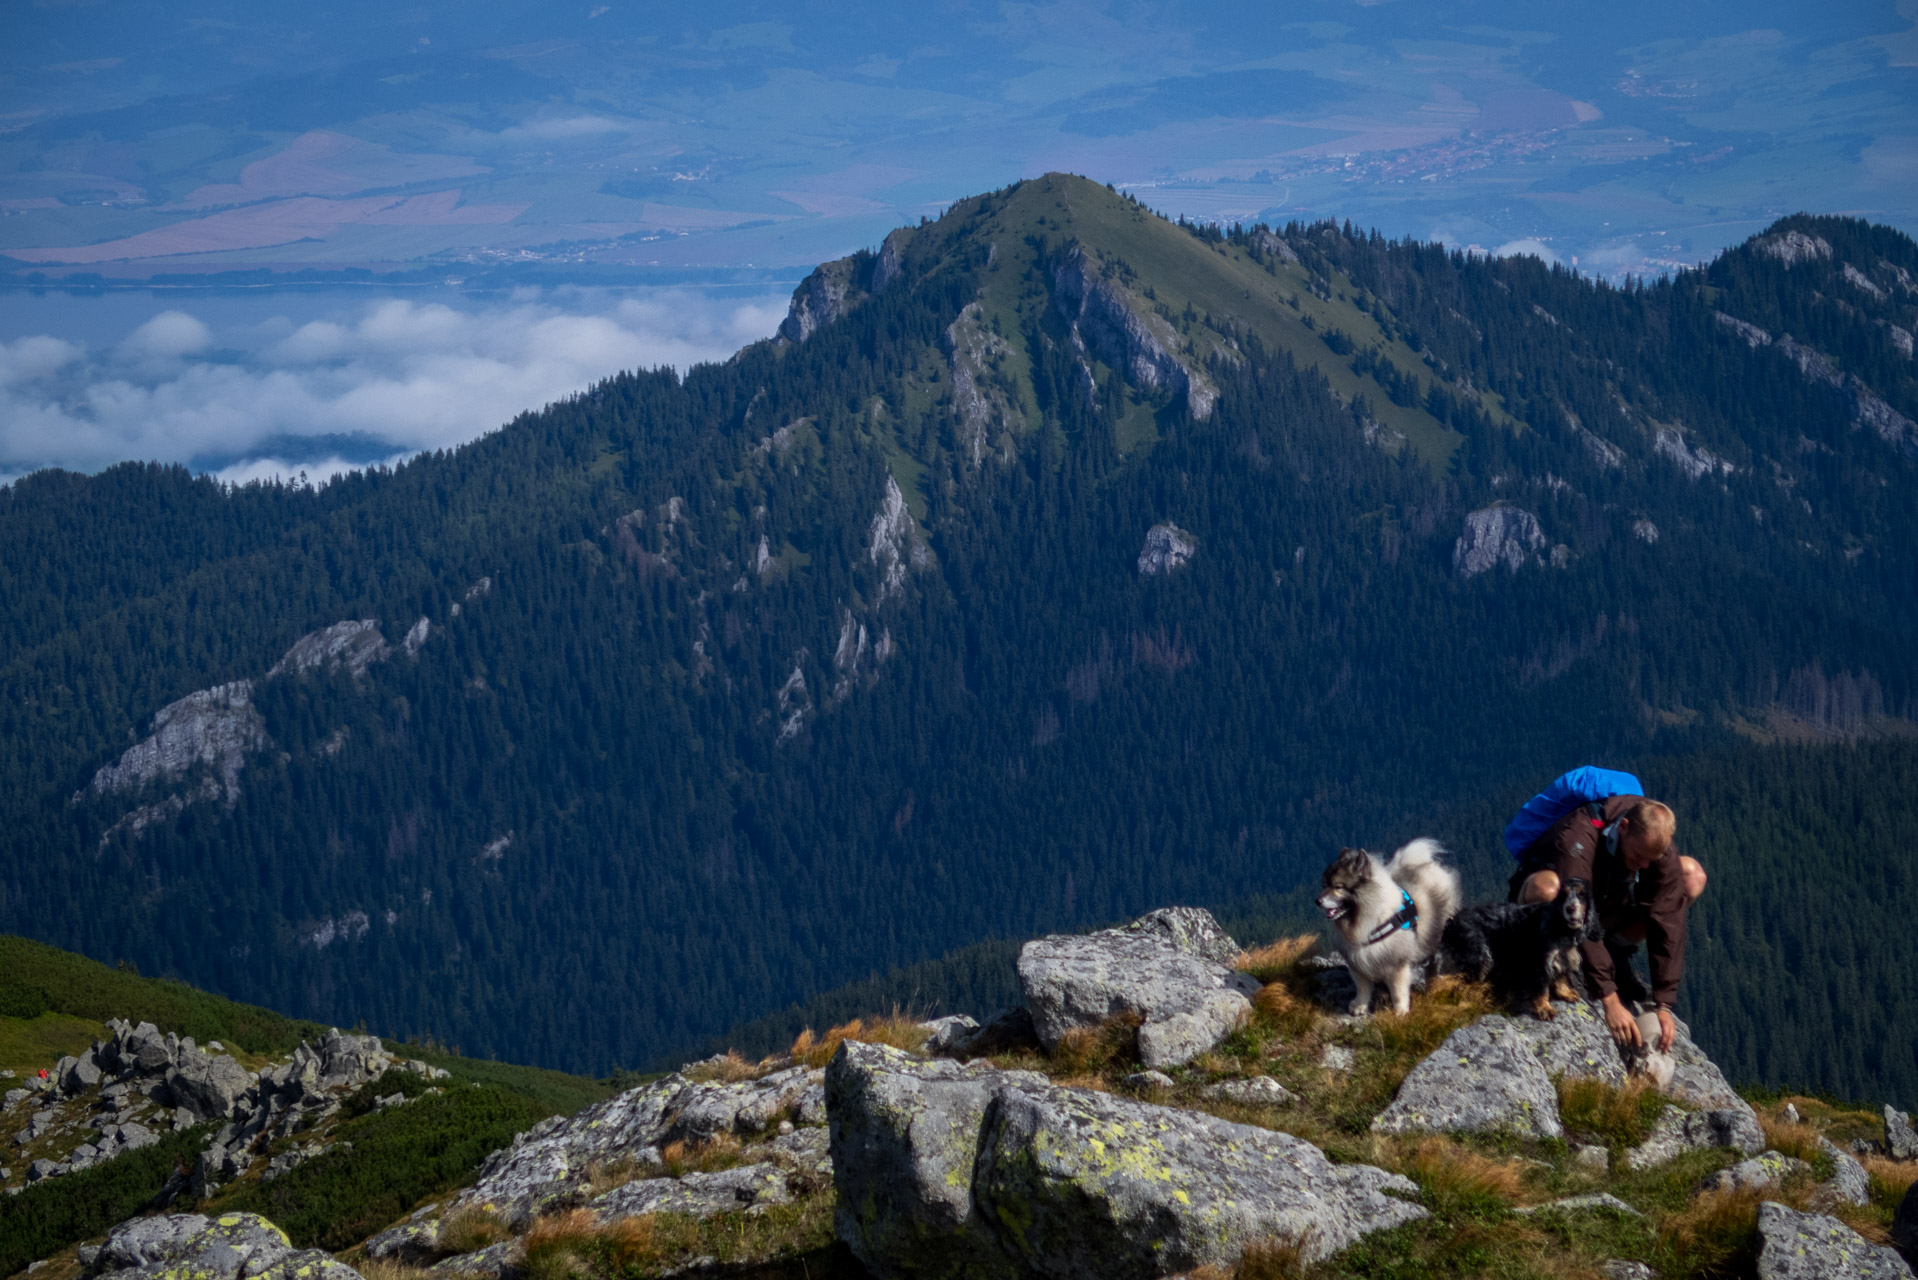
[4,174,1916,1107]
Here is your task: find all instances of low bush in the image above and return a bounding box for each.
[789,1011,928,1069]
[0,981,50,1019]
[1051,1011,1142,1077]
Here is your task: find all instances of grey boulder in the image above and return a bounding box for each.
[1372,1017,1561,1140]
[591,1164,792,1220]
[1814,1137,1873,1209]
[920,1016,980,1056]
[362,1218,441,1264]
[430,1243,519,1278]
[828,1040,1423,1280]
[87,1212,339,1280]
[1888,1106,1918,1161]
[166,1049,254,1119]
[1203,1076,1298,1107]
[1017,907,1260,1069]
[1624,1105,1766,1170]
[1754,1201,1913,1280]
[1697,1150,1811,1194]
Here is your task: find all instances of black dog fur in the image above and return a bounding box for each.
[1439,878,1600,1021]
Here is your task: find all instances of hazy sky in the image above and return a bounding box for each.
[4,0,1914,482]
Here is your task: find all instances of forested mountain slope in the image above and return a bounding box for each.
[1,175,1914,1095]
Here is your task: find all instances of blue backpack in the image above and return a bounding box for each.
[1503,767,1644,858]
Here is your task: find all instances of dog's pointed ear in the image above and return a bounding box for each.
[1337,846,1365,867]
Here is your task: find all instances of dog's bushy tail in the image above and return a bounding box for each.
[1387,837,1463,954]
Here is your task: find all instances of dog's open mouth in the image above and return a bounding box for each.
[1319,900,1350,921]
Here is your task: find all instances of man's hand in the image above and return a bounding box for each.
[1655,1006,1677,1054]
[1602,993,1642,1048]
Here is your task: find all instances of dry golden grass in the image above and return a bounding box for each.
[1557,1075,1666,1148]
[658,1133,743,1178]
[584,1156,646,1199]
[1252,979,1318,1041]
[1052,1011,1143,1076]
[789,1009,930,1068]
[1234,1234,1310,1279]
[1235,935,1320,982]
[680,1050,765,1083]
[1384,1136,1535,1212]
[521,1209,599,1280]
[1657,1185,1767,1274]
[1863,1152,1918,1200]
[437,1206,511,1255]
[355,1260,438,1280]
[1361,975,1495,1058]
[1758,1113,1825,1163]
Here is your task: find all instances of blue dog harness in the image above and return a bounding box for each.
[1363,888,1419,947]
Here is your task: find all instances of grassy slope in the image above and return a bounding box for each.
[879,173,1470,467]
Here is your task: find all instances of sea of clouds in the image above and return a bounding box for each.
[0,287,790,487]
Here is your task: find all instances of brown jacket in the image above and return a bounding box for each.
[1521,793,1689,1006]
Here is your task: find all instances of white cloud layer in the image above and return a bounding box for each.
[0,288,789,485]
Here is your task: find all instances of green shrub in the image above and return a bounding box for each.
[218,1084,549,1250]
[0,1123,211,1275]
[0,981,50,1019]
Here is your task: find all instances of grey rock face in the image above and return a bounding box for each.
[1888,1106,1918,1160]
[1453,506,1546,577]
[167,1049,254,1119]
[1372,1017,1561,1140]
[778,259,859,344]
[1603,1263,1655,1280]
[1051,244,1218,420]
[1699,1150,1811,1194]
[1814,1137,1873,1209]
[827,1041,1422,1280]
[1017,907,1260,1070]
[1754,1202,1913,1280]
[1136,523,1197,577]
[1120,1070,1175,1092]
[1624,1105,1767,1171]
[456,1067,817,1224]
[592,1164,792,1221]
[268,620,390,679]
[85,681,267,802]
[1755,230,1834,266]
[945,302,1024,467]
[764,1124,832,1177]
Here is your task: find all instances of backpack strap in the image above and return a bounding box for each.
[1363,888,1419,947]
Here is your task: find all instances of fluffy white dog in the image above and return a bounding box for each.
[1315,838,1462,1016]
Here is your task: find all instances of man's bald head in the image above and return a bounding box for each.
[1621,799,1675,869]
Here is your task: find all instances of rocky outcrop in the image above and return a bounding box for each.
[946,302,1024,466]
[1754,230,1833,266]
[1715,310,1775,348]
[85,682,266,804]
[268,619,389,679]
[1016,908,1260,1070]
[1136,523,1196,576]
[778,259,862,343]
[1248,229,1299,265]
[454,1066,818,1224]
[1453,506,1546,577]
[1051,245,1217,420]
[1653,426,1736,479]
[867,475,929,600]
[827,1041,1424,1279]
[1754,1202,1913,1279]
[1372,1017,1561,1140]
[1813,1136,1872,1209]
[85,1211,363,1280]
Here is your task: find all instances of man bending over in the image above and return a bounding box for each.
[1509,797,1707,1055]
